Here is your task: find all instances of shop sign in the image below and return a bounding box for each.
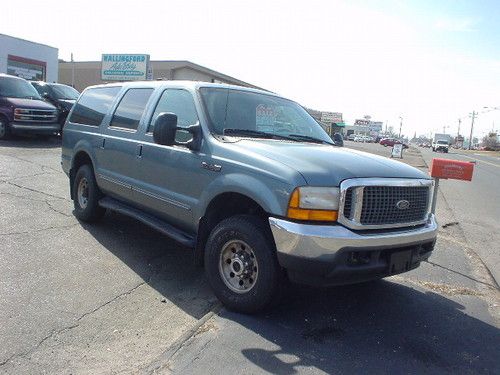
[101,54,150,81]
[321,112,342,123]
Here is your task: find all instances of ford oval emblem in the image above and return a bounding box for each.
[396,200,410,210]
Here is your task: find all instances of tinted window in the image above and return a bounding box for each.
[69,86,121,126]
[110,88,153,130]
[148,89,199,132]
[50,84,79,100]
[31,82,51,97]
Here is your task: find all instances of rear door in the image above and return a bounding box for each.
[98,87,154,203]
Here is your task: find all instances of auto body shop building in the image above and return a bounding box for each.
[59,57,263,92]
[0,34,58,82]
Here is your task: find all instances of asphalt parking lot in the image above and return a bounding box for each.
[1,137,499,374]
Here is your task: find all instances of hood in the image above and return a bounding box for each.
[3,97,57,110]
[231,140,428,186]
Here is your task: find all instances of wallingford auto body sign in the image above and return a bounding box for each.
[101,54,150,81]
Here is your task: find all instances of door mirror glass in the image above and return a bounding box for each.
[153,112,178,146]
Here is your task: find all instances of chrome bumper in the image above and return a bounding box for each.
[11,122,60,134]
[269,215,438,261]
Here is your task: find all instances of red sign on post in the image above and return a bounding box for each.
[430,158,474,181]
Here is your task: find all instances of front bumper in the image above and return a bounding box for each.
[269,215,438,286]
[10,122,61,135]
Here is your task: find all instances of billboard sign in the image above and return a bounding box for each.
[321,112,343,123]
[101,54,150,81]
[355,119,370,125]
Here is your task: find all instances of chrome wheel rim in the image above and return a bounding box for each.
[219,240,258,294]
[77,177,89,209]
[0,120,5,138]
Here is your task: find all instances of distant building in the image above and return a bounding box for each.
[59,60,265,92]
[0,33,58,82]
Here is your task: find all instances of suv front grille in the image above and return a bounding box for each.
[360,186,429,225]
[14,108,58,123]
[340,179,432,230]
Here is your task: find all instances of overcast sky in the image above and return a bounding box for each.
[3,0,500,138]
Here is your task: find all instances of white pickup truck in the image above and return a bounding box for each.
[432,139,449,153]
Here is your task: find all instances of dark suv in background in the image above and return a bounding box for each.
[0,74,59,140]
[31,81,79,126]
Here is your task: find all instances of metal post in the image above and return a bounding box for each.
[468,111,476,150]
[431,178,439,214]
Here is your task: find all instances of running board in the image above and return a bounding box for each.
[99,197,195,248]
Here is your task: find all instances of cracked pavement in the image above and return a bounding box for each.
[0,138,498,374]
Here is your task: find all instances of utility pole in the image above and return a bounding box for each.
[71,52,75,88]
[458,118,461,136]
[399,117,403,138]
[468,111,477,150]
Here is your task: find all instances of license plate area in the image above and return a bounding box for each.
[389,250,413,275]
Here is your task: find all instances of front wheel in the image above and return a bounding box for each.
[204,215,282,313]
[0,117,10,140]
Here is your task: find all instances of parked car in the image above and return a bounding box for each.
[0,74,59,140]
[31,81,79,126]
[379,138,409,148]
[62,81,438,313]
[347,134,356,141]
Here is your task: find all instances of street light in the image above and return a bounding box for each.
[399,116,403,138]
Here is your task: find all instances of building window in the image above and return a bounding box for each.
[7,55,46,81]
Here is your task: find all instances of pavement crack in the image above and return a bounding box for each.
[0,223,79,237]
[0,282,146,368]
[5,180,70,201]
[424,260,497,290]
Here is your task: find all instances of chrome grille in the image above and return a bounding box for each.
[339,178,432,230]
[14,108,58,122]
[360,186,429,225]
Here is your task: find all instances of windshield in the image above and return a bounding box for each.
[51,84,80,100]
[200,88,333,144]
[0,77,42,99]
[437,140,448,145]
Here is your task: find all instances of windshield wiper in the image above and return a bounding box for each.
[286,134,334,145]
[223,128,291,140]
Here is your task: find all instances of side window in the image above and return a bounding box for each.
[148,89,199,133]
[32,83,49,97]
[109,88,153,131]
[69,86,121,126]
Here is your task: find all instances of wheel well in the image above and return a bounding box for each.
[195,193,267,266]
[70,152,93,199]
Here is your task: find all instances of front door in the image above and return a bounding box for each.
[134,89,211,232]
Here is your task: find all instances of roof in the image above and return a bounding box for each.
[83,80,278,97]
[0,33,58,51]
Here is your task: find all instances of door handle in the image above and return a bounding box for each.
[100,138,106,149]
[136,144,143,158]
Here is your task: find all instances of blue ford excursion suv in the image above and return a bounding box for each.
[62,81,438,313]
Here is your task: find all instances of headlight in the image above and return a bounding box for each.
[287,187,340,221]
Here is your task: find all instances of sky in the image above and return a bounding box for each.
[3,0,500,138]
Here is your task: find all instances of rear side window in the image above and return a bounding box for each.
[110,88,153,131]
[69,86,121,126]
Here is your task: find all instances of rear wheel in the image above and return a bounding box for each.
[0,117,10,140]
[204,215,282,313]
[73,164,106,222]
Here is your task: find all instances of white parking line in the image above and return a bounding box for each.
[456,153,499,168]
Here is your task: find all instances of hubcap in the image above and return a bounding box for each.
[77,177,89,209]
[219,240,258,294]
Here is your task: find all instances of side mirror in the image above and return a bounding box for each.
[42,92,50,99]
[153,112,178,146]
[153,112,202,150]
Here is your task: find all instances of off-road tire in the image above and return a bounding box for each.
[73,164,106,222]
[0,117,10,140]
[204,215,282,313]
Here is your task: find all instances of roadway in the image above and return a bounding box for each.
[420,148,500,286]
